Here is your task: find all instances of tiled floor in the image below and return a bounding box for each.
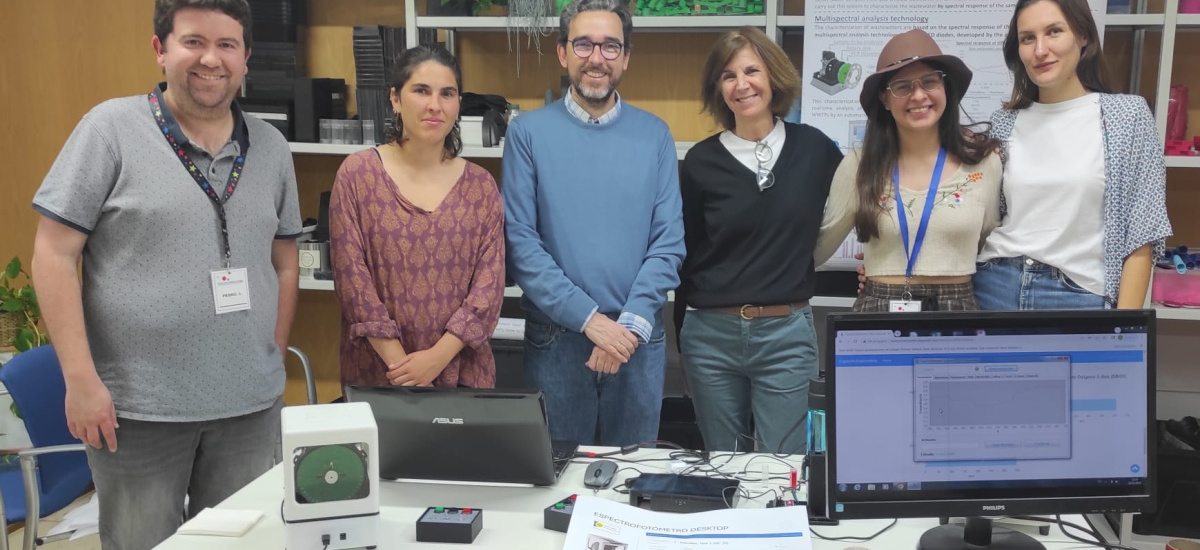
[7,492,99,550]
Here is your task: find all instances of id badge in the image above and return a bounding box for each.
[211,268,251,314]
[889,300,923,312]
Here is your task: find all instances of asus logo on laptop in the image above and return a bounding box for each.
[982,505,1006,512]
[432,417,464,425]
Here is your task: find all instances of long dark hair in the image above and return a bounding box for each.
[389,45,463,160]
[1002,0,1113,109]
[854,64,1001,242]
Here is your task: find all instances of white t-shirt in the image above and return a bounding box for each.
[979,93,1106,295]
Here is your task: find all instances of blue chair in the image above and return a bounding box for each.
[0,344,316,550]
[0,345,91,550]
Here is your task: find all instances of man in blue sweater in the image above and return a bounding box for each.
[501,0,685,447]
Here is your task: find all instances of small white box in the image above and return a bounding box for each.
[459,116,484,147]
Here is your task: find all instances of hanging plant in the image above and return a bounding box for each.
[505,0,554,76]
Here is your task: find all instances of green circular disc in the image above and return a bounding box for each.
[295,444,367,503]
[837,62,851,84]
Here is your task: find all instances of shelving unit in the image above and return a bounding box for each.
[1105,12,1167,26]
[290,141,698,159]
[300,273,1197,319]
[1165,155,1200,168]
[299,276,858,308]
[291,0,1197,323]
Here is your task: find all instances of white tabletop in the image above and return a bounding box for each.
[153,446,1102,549]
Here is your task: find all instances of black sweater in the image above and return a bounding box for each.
[677,122,843,311]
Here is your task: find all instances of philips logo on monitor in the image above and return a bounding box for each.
[431,417,464,425]
[982,505,1005,512]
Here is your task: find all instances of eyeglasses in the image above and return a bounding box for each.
[885,71,946,99]
[568,38,625,60]
[755,142,775,192]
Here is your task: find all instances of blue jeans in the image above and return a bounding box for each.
[679,306,818,454]
[523,312,666,447]
[973,256,1106,310]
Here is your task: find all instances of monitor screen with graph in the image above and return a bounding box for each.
[825,310,1156,524]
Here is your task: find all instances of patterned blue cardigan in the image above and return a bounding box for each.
[989,93,1173,307]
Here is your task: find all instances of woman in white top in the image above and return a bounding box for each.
[974,0,1172,309]
[816,29,1002,312]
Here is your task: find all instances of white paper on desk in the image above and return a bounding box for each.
[564,495,811,550]
[175,508,264,537]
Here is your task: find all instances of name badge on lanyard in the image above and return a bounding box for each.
[888,148,947,313]
[149,91,251,314]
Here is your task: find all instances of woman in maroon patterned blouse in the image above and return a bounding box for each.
[331,45,504,389]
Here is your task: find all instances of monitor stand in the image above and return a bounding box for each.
[918,517,1045,550]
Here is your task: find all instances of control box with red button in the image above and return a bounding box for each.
[544,494,576,533]
[416,507,482,544]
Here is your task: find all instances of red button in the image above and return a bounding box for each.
[464,508,472,513]
[570,495,577,500]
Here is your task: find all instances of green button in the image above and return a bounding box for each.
[435,507,444,513]
[555,503,564,509]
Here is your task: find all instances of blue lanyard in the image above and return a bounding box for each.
[893,148,947,279]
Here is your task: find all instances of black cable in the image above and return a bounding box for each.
[640,439,687,450]
[811,518,897,541]
[1008,515,1139,550]
[573,444,640,460]
[609,467,647,495]
[1055,515,1138,550]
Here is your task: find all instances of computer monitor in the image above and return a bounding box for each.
[825,310,1156,550]
[342,385,574,486]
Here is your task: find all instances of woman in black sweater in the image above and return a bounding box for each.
[676,26,843,454]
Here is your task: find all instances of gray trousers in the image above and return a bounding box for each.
[84,399,282,550]
[680,307,818,455]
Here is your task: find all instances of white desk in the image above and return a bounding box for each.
[153,447,1102,549]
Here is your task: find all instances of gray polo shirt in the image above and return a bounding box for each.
[33,85,302,422]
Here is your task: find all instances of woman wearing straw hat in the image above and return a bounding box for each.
[675,26,843,454]
[815,28,1002,312]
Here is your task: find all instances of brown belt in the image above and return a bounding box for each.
[711,301,809,320]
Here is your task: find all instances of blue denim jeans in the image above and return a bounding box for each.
[679,306,818,454]
[523,312,666,447]
[973,256,1106,310]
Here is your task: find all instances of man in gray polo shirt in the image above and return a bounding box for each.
[30,1,300,548]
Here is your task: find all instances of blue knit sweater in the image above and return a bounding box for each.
[501,100,685,333]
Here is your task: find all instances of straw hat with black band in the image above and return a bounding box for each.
[859,28,974,119]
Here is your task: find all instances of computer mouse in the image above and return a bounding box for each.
[583,459,619,490]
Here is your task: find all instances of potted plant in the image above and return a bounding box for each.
[0,256,45,353]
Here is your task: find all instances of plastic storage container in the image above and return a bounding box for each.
[1151,270,1200,308]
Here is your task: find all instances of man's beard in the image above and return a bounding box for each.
[571,66,621,105]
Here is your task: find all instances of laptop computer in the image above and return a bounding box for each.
[343,385,579,486]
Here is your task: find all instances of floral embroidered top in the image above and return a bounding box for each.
[330,149,505,389]
[815,149,1003,277]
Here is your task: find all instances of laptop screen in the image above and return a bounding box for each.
[343,386,565,486]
